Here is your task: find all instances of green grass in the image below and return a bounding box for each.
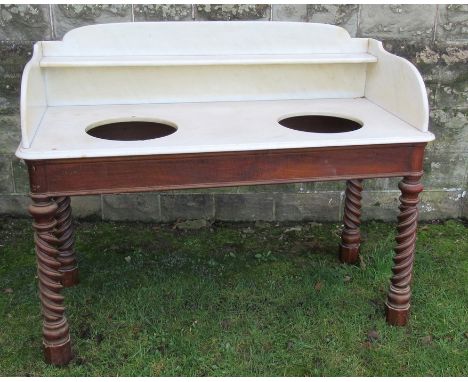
[0,217,467,376]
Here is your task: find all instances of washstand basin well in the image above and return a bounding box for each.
[86,120,177,141]
[278,115,363,134]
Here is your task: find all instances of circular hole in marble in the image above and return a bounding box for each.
[86,121,177,141]
[278,115,362,133]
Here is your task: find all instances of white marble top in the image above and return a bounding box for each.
[16,98,434,160]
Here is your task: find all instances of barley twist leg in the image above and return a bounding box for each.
[29,195,72,365]
[54,196,79,287]
[385,176,423,326]
[339,179,363,264]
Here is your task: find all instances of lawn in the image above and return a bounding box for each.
[0,217,467,376]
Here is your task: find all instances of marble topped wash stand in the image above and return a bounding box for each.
[16,22,434,365]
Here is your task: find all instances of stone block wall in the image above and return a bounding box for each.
[0,4,466,222]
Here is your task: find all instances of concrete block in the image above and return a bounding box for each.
[11,157,29,194]
[70,195,102,219]
[0,194,29,216]
[0,42,33,116]
[309,180,346,192]
[273,5,358,36]
[237,182,305,193]
[215,193,274,221]
[134,4,192,21]
[272,4,308,22]
[102,193,160,222]
[195,4,270,20]
[419,190,463,220]
[436,4,468,43]
[462,191,468,219]
[274,192,341,221]
[434,59,468,110]
[166,186,238,194]
[0,115,20,153]
[362,190,464,222]
[51,4,132,39]
[361,191,400,221]
[428,109,468,154]
[0,4,52,41]
[423,151,467,189]
[160,194,214,222]
[0,155,13,194]
[359,5,436,40]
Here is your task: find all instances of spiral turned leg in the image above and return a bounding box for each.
[339,179,363,264]
[386,176,423,326]
[54,196,79,287]
[29,195,72,365]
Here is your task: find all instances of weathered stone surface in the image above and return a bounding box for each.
[428,109,468,154]
[433,57,468,110]
[359,5,436,40]
[51,4,132,39]
[275,192,341,221]
[273,5,358,36]
[310,179,391,192]
[102,193,160,222]
[134,4,192,21]
[166,186,238,194]
[423,151,467,189]
[0,42,32,115]
[237,182,305,193]
[11,157,29,194]
[436,4,468,43]
[160,194,214,222]
[419,190,463,220]
[70,196,102,219]
[306,180,346,192]
[272,4,308,22]
[215,194,274,221]
[0,115,20,153]
[0,155,13,194]
[195,4,270,21]
[0,7,465,222]
[361,191,400,221]
[362,190,464,221]
[0,4,52,41]
[462,191,468,219]
[0,195,29,216]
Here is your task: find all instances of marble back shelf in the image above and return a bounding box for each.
[16,21,434,366]
[18,21,432,155]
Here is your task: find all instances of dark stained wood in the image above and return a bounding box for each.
[26,143,426,196]
[339,179,363,264]
[29,195,72,365]
[54,196,79,287]
[385,175,423,326]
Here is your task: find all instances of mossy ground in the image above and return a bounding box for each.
[0,217,467,376]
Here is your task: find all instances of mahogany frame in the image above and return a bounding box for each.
[26,142,426,365]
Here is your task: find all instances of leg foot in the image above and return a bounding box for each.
[44,333,73,366]
[385,176,423,326]
[339,179,363,264]
[29,195,73,366]
[54,196,79,287]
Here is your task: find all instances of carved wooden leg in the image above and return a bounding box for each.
[54,196,79,287]
[385,176,423,326]
[339,179,363,264]
[29,195,72,365]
